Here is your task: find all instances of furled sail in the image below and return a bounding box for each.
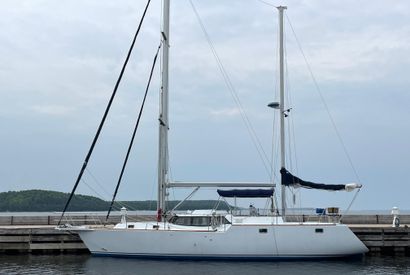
[217,189,274,198]
[280,168,362,192]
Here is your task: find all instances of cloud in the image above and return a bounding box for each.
[280,0,410,84]
[30,105,75,116]
[0,0,409,209]
[209,108,241,118]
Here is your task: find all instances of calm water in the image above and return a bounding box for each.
[0,255,409,275]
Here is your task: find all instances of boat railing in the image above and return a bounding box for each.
[230,208,277,217]
[285,214,341,223]
[59,213,104,226]
[229,208,342,223]
[284,207,342,223]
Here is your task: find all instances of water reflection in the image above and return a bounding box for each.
[0,255,408,275]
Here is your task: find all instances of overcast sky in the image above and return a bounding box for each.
[1,0,409,211]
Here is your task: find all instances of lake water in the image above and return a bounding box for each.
[0,255,409,275]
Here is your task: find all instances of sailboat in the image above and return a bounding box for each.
[57,2,368,259]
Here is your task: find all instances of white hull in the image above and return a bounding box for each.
[71,218,368,259]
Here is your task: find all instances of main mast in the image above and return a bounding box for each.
[158,0,170,217]
[278,6,287,218]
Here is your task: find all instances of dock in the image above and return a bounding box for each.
[0,214,408,256]
[351,225,409,256]
[0,226,87,254]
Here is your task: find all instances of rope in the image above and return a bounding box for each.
[106,44,162,221]
[58,0,153,225]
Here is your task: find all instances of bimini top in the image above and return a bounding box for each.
[217,189,274,198]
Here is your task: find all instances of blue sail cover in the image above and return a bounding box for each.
[217,189,274,198]
[280,168,347,191]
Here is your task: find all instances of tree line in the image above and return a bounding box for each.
[0,190,229,212]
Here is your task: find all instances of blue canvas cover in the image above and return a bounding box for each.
[280,168,346,191]
[217,189,274,198]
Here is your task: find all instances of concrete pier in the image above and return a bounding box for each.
[0,214,408,256]
[0,226,87,254]
[350,225,409,256]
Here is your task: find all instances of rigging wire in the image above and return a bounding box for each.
[84,168,138,212]
[58,0,153,225]
[106,43,162,221]
[189,0,273,178]
[266,11,281,208]
[81,178,110,202]
[80,177,138,216]
[270,114,278,182]
[339,188,361,222]
[282,24,295,175]
[284,13,362,213]
[284,32,302,210]
[284,29,299,175]
[84,168,112,198]
[255,0,276,8]
[270,10,280,184]
[285,13,362,184]
[149,4,164,212]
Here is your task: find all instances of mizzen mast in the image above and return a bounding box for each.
[278,6,287,218]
